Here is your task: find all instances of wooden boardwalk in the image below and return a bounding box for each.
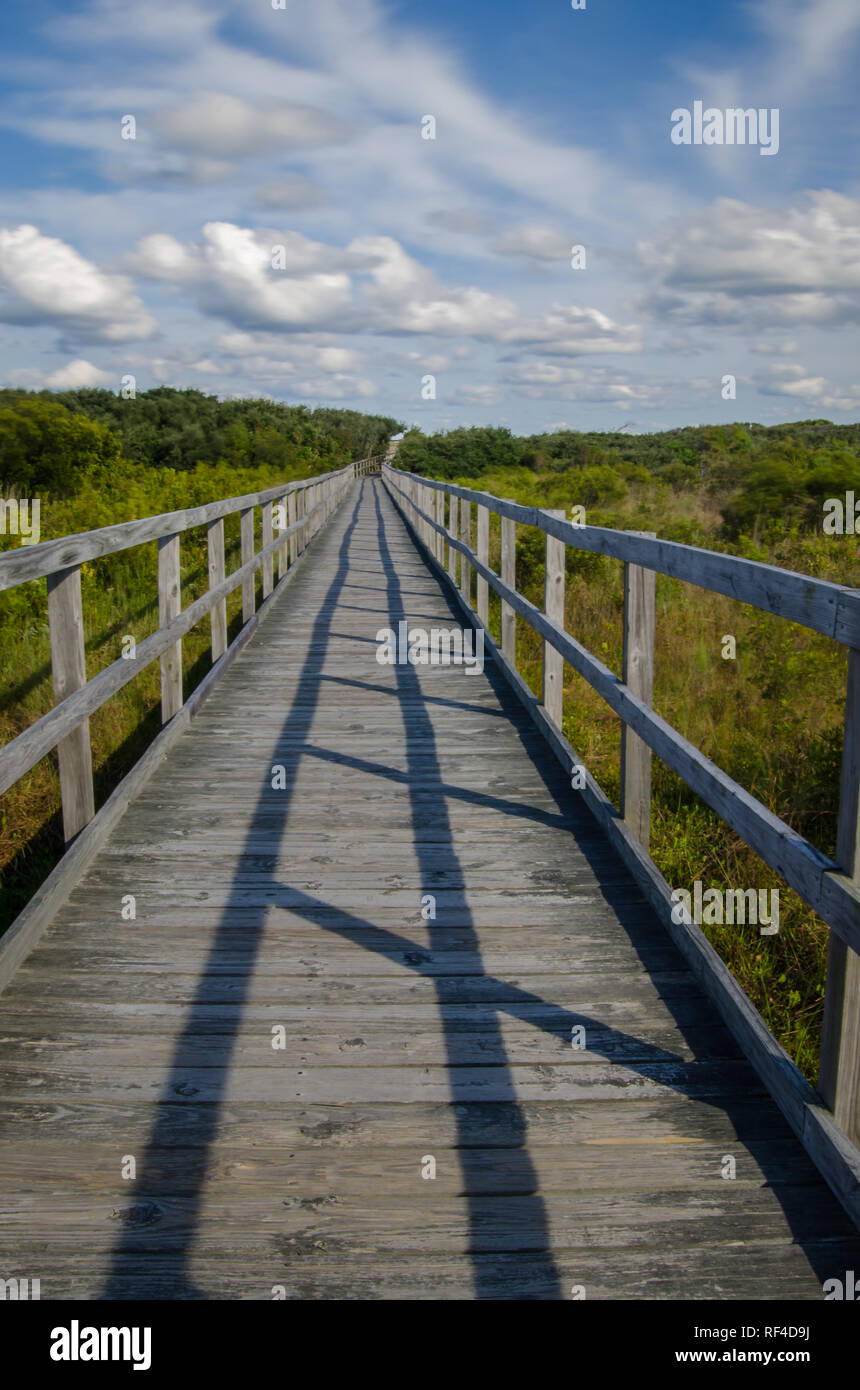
[1,476,859,1299]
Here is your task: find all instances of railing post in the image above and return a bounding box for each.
[447,492,458,586]
[157,533,183,724]
[501,502,516,664]
[240,507,255,623]
[620,532,656,848]
[819,647,860,1145]
[543,510,565,728]
[297,489,306,555]
[277,493,289,582]
[261,500,274,600]
[459,498,471,606]
[289,491,298,565]
[207,518,227,662]
[476,503,489,626]
[46,565,95,842]
[435,489,444,565]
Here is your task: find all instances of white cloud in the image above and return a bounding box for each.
[491,224,571,261]
[426,209,492,235]
[151,93,352,158]
[44,358,117,388]
[753,361,860,411]
[0,225,156,341]
[254,175,330,210]
[635,192,860,328]
[127,221,642,355]
[129,222,361,329]
[451,384,505,405]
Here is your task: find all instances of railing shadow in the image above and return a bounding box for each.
[100,476,858,1299]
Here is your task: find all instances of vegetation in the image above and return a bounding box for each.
[2,392,859,1081]
[0,388,402,934]
[401,419,860,1080]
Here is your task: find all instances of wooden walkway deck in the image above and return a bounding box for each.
[1,476,859,1299]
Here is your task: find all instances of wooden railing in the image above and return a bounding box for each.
[0,461,358,845]
[382,461,860,1165]
[354,453,385,477]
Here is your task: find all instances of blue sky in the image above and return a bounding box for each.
[0,0,859,434]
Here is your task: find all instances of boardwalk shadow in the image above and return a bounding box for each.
[386,481,855,1287]
[102,477,855,1299]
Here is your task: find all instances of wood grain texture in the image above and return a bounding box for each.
[46,565,95,841]
[157,533,183,724]
[1,477,858,1300]
[384,464,860,645]
[207,519,228,662]
[384,471,859,955]
[621,533,656,849]
[0,465,355,590]
[543,509,565,729]
[819,646,860,1145]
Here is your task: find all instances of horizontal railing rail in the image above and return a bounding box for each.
[0,460,360,845]
[382,460,860,1157]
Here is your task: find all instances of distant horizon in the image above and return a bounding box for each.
[4,380,859,443]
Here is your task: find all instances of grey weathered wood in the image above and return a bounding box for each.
[261,500,274,599]
[276,493,288,581]
[477,503,489,626]
[501,503,516,665]
[0,512,325,798]
[2,474,859,1301]
[397,505,860,1231]
[240,507,255,623]
[0,532,321,997]
[46,566,95,842]
[543,509,565,729]
[288,491,298,568]
[157,533,183,723]
[820,646,860,1146]
[207,519,227,662]
[0,465,355,591]
[459,498,471,605]
[435,488,444,566]
[447,493,458,586]
[382,465,860,647]
[621,533,656,849]
[297,488,306,554]
[385,473,860,957]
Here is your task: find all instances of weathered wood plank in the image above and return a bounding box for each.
[0,464,355,590]
[620,532,656,848]
[207,518,228,662]
[46,565,95,842]
[2,475,858,1302]
[384,464,860,645]
[157,533,183,723]
[543,509,565,728]
[819,645,860,1146]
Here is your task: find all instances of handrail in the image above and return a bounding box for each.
[0,461,366,591]
[382,460,860,1151]
[0,459,361,844]
[384,469,860,645]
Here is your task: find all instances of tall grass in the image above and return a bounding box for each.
[0,457,340,935]
[467,467,857,1080]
